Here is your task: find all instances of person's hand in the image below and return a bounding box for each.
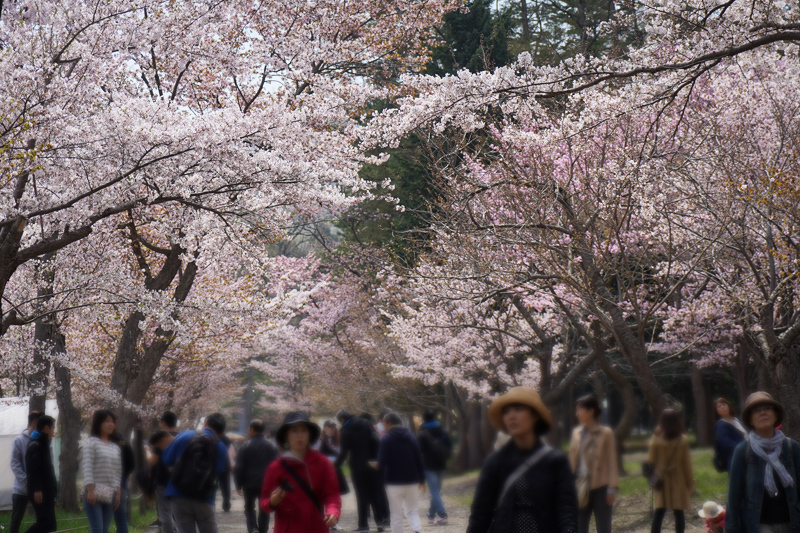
[606,493,615,506]
[269,487,286,508]
[87,486,96,506]
[236,489,243,496]
[324,514,338,527]
[420,483,427,494]
[114,491,121,511]
[34,491,43,504]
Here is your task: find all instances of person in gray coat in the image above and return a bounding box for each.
[10,411,43,533]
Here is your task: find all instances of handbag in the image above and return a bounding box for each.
[641,462,663,490]
[576,474,591,508]
[87,483,116,505]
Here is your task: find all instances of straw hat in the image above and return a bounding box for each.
[488,387,553,433]
[698,501,724,518]
[741,391,784,430]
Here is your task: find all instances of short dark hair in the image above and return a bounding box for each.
[37,415,55,432]
[576,395,602,420]
[249,419,265,434]
[323,419,337,428]
[659,409,686,440]
[422,410,437,423]
[383,412,403,426]
[90,410,116,437]
[205,413,226,435]
[359,412,374,423]
[336,409,351,422]
[714,397,737,420]
[160,410,178,428]
[28,411,44,426]
[149,430,171,447]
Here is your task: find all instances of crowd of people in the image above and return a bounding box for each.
[6,388,800,533]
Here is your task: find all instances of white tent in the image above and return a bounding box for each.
[0,397,59,511]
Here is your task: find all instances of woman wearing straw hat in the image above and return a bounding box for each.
[727,392,800,533]
[260,411,342,533]
[466,387,578,533]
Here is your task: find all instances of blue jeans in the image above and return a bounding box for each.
[113,489,128,533]
[84,498,114,533]
[424,470,447,519]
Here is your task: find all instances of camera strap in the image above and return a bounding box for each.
[280,459,324,516]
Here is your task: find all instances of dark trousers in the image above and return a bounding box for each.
[10,494,29,533]
[366,469,389,524]
[243,488,269,533]
[651,508,685,533]
[578,487,612,533]
[25,497,56,533]
[352,468,374,528]
[218,469,231,512]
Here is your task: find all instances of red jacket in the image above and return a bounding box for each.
[260,449,341,533]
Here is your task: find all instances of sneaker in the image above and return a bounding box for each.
[428,516,436,525]
[377,527,384,532]
[437,516,449,525]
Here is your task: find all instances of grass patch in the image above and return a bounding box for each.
[0,501,158,533]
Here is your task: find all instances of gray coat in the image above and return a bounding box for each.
[11,429,31,496]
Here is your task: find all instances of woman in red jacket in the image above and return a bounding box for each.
[261,411,341,533]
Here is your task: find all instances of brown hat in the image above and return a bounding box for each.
[742,391,784,429]
[488,387,553,433]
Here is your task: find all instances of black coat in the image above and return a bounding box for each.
[111,433,136,484]
[335,417,375,472]
[467,441,578,533]
[234,435,278,492]
[378,427,425,485]
[26,432,57,498]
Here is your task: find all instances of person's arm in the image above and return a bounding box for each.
[112,446,123,489]
[82,438,95,487]
[725,442,746,533]
[411,434,425,482]
[25,443,42,495]
[466,454,501,533]
[216,440,229,475]
[716,421,743,451]
[319,457,342,520]
[682,437,694,493]
[334,429,350,469]
[260,462,282,513]
[161,432,186,468]
[605,429,619,502]
[11,435,27,489]
[233,441,245,490]
[554,454,580,533]
[122,441,136,479]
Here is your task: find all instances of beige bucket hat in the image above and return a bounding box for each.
[741,391,784,430]
[488,387,553,433]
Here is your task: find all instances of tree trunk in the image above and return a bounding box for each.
[769,353,800,439]
[467,401,484,470]
[597,352,636,474]
[54,344,82,512]
[691,361,712,446]
[30,252,59,412]
[519,0,531,45]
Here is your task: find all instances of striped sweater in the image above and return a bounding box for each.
[82,436,122,488]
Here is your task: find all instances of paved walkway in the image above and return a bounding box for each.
[215,475,469,533]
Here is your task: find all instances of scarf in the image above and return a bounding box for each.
[748,430,794,496]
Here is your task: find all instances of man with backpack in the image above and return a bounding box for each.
[162,413,229,533]
[234,419,278,533]
[418,410,451,526]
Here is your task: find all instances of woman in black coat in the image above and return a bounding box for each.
[467,387,579,533]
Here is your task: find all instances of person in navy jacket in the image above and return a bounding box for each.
[714,397,747,472]
[378,412,425,533]
[162,413,229,533]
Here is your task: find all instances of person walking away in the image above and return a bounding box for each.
[24,415,57,533]
[162,412,229,533]
[320,420,350,499]
[10,411,42,533]
[467,387,579,533]
[83,410,123,533]
[714,397,747,473]
[260,411,341,532]
[648,409,693,533]
[151,411,179,533]
[379,412,425,533]
[218,433,233,512]
[568,395,619,533]
[727,391,800,533]
[362,412,391,529]
[418,410,451,526]
[110,417,136,533]
[336,409,388,531]
[234,419,278,533]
